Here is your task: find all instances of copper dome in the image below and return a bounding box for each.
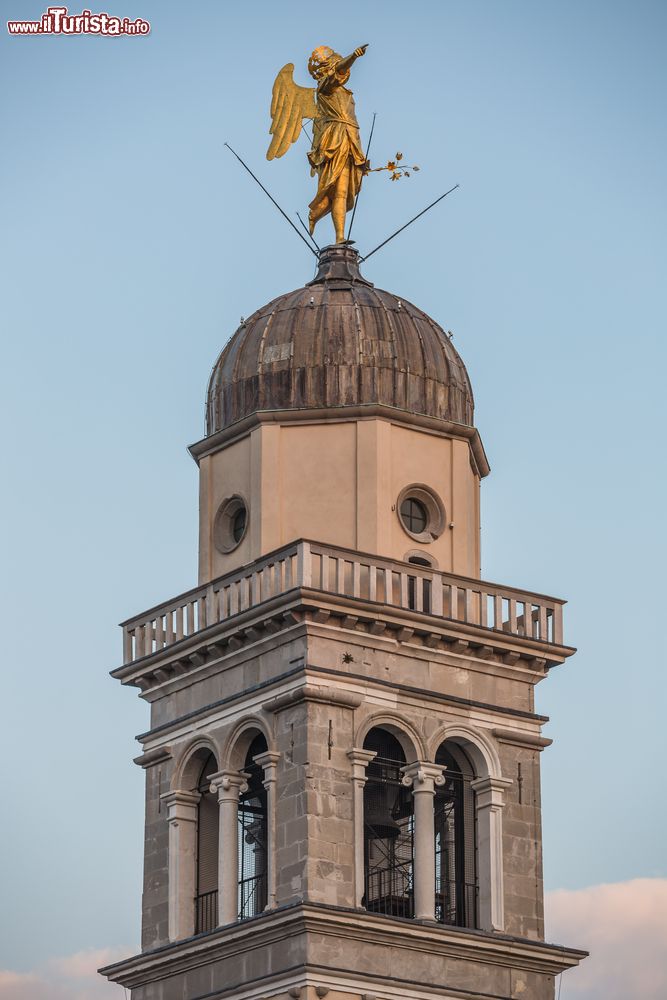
[206,244,474,436]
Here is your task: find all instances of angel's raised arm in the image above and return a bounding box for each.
[335,44,369,76]
[267,64,317,161]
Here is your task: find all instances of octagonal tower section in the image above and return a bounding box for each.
[194,244,488,584]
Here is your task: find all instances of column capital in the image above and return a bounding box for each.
[347,748,377,781]
[209,769,249,802]
[471,775,513,808]
[401,761,446,792]
[254,750,281,786]
[160,789,200,822]
[254,750,281,769]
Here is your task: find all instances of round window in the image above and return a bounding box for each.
[214,495,249,553]
[396,485,445,543]
[400,498,428,535]
[231,506,247,544]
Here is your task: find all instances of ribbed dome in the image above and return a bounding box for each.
[206,244,474,436]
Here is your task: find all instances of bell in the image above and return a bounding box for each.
[244,819,264,846]
[364,785,401,840]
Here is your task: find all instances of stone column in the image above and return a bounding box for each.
[209,770,249,926]
[254,749,281,910]
[471,775,512,931]
[401,762,446,922]
[161,789,200,942]
[347,749,377,907]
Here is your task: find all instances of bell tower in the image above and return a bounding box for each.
[102,245,585,1000]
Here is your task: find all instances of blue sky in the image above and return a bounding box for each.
[1,0,666,991]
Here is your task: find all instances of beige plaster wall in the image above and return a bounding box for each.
[198,418,481,584]
[198,432,254,582]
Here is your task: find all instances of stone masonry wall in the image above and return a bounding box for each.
[499,741,545,940]
[140,757,173,951]
[303,699,356,907]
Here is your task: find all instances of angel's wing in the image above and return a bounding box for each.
[267,63,317,160]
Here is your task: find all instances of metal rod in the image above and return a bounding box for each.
[361,184,460,262]
[347,111,377,241]
[296,211,320,252]
[224,143,318,257]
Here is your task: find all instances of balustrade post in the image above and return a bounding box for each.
[205,583,216,627]
[297,541,312,588]
[553,604,563,645]
[401,762,446,921]
[430,573,443,616]
[538,605,548,641]
[123,627,133,664]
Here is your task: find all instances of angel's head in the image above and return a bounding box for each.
[308,45,342,81]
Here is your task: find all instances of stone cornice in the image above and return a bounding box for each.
[113,589,574,701]
[188,404,491,479]
[135,664,549,746]
[492,727,554,750]
[132,746,172,768]
[100,903,587,990]
[263,683,363,713]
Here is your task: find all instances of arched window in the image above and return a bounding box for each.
[238,733,268,919]
[362,728,414,918]
[195,751,220,933]
[434,742,477,928]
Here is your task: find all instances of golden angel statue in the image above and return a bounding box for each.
[267,44,369,244]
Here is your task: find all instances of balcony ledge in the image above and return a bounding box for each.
[100,901,587,991]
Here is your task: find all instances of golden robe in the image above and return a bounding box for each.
[308,67,367,216]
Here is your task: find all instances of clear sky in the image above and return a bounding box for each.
[1,1,666,996]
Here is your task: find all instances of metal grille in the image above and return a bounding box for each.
[363,729,414,918]
[195,752,219,933]
[195,889,218,934]
[434,746,477,928]
[238,737,268,920]
[401,498,428,533]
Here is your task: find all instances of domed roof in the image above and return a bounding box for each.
[206,244,474,436]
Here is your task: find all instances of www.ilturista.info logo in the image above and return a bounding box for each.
[7,6,150,35]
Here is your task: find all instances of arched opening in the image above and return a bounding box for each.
[238,733,268,919]
[434,741,477,928]
[362,727,414,918]
[195,751,220,933]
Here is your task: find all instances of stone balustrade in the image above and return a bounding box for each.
[121,540,564,665]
